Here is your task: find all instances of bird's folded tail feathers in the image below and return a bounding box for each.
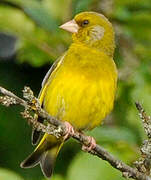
[20,135,63,178]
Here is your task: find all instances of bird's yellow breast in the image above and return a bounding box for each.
[43,43,117,130]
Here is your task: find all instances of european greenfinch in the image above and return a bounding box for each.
[21,11,117,178]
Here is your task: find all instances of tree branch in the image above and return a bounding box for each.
[0,86,151,180]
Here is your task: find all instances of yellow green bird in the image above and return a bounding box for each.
[20,11,117,178]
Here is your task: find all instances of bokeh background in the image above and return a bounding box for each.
[0,0,151,180]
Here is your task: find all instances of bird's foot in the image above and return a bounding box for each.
[63,121,74,140]
[82,136,96,152]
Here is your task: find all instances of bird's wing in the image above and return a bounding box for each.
[41,54,65,90]
[32,53,66,145]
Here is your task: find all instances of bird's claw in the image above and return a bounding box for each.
[63,121,74,141]
[82,136,96,152]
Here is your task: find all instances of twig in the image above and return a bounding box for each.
[135,102,151,138]
[0,86,151,180]
[135,102,151,176]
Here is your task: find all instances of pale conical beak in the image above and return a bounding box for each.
[59,19,79,33]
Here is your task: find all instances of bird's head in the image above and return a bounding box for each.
[60,12,115,57]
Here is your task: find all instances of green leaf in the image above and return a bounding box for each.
[67,152,125,180]
[17,41,52,67]
[43,0,73,20]
[23,1,59,32]
[73,0,93,14]
[0,168,23,180]
[2,0,59,32]
[114,7,131,21]
[41,174,65,180]
[89,126,138,145]
[115,0,151,10]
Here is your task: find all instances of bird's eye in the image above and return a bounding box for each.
[82,20,89,26]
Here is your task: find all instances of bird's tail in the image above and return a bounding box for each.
[20,134,63,178]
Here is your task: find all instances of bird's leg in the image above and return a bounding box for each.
[63,121,74,140]
[82,136,96,152]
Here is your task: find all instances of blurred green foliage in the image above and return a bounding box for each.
[0,0,151,180]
